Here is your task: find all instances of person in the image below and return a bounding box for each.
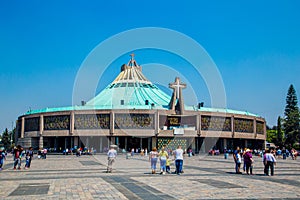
[145,148,148,157]
[131,148,135,157]
[106,145,117,173]
[243,149,253,175]
[24,147,34,169]
[13,145,23,170]
[282,147,287,160]
[158,147,168,175]
[166,157,172,174]
[264,149,277,176]
[149,147,158,174]
[233,146,242,174]
[43,148,48,159]
[291,148,297,160]
[0,148,6,170]
[140,149,145,156]
[174,145,184,175]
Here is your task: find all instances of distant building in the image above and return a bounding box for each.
[16,55,266,152]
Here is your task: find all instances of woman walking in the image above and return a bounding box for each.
[149,147,158,174]
[243,149,254,175]
[158,147,168,175]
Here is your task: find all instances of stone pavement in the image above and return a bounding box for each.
[0,153,300,200]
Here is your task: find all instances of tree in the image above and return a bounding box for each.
[276,116,284,147]
[283,84,300,148]
[1,128,10,150]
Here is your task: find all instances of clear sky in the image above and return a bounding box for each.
[1,1,300,132]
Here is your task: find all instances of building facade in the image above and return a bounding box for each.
[16,55,266,152]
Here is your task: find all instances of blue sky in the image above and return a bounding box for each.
[1,1,300,132]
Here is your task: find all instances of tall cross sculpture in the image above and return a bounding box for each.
[169,77,186,114]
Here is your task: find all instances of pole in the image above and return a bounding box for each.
[11,121,13,146]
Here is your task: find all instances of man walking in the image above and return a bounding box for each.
[107,145,117,173]
[233,146,242,174]
[264,149,277,176]
[174,145,184,175]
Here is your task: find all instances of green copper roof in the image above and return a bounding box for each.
[85,54,171,108]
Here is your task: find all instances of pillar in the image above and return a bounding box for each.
[74,136,79,148]
[155,111,159,134]
[86,137,89,148]
[39,115,44,136]
[140,138,143,149]
[125,137,128,151]
[254,118,257,138]
[39,136,43,149]
[21,117,25,138]
[148,138,151,152]
[197,114,201,136]
[231,115,235,138]
[70,111,74,135]
[110,112,114,135]
[224,138,227,150]
[152,137,156,149]
[71,137,74,148]
[100,137,103,152]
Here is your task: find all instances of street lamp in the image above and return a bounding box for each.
[11,121,13,147]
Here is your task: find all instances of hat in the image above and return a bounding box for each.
[246,149,250,152]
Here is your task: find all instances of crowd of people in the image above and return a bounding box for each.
[232,146,298,176]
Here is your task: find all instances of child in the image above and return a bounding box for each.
[0,148,6,170]
[166,157,172,173]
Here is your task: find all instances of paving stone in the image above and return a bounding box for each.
[0,154,300,199]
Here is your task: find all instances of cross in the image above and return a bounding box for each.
[130,53,135,60]
[169,77,186,99]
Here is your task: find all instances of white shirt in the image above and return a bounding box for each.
[107,149,117,158]
[174,148,184,160]
[266,153,276,162]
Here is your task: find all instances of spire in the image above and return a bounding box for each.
[127,53,138,67]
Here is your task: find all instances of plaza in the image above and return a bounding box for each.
[0,153,300,199]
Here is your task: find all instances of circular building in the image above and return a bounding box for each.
[16,55,266,153]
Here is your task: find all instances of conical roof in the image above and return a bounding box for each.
[85,54,171,109]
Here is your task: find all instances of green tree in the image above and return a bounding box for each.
[276,116,284,147]
[1,128,10,150]
[266,126,276,143]
[283,84,300,148]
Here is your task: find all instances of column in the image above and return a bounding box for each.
[245,140,248,149]
[155,111,159,134]
[125,137,128,151]
[65,137,67,149]
[70,111,74,135]
[152,137,156,149]
[224,138,227,150]
[197,114,201,136]
[39,115,44,136]
[21,117,25,138]
[231,115,235,138]
[254,118,257,138]
[100,137,103,153]
[148,138,151,152]
[39,136,43,149]
[86,137,89,148]
[74,136,79,148]
[110,112,114,135]
[140,138,143,149]
[71,137,74,148]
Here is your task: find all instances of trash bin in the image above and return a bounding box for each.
[224,153,229,159]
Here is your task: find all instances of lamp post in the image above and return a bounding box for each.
[11,121,13,147]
